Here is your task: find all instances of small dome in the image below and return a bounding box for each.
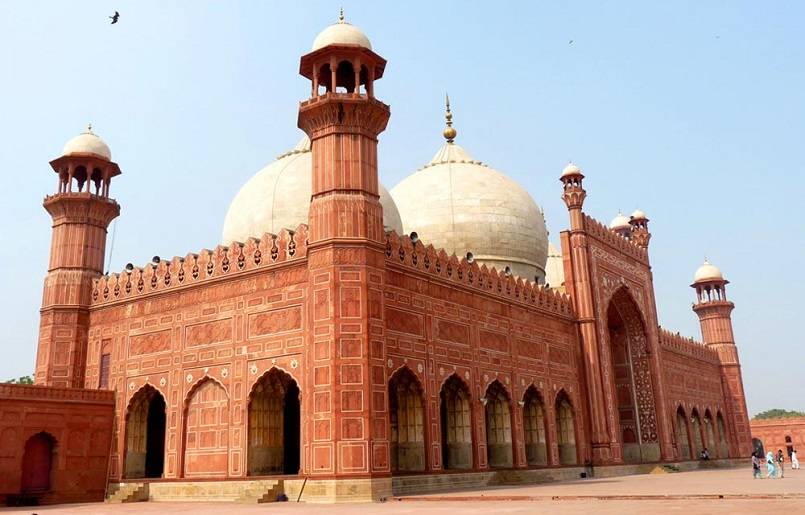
[62,125,111,161]
[631,209,647,220]
[312,12,371,51]
[222,137,402,243]
[694,259,724,283]
[561,162,582,177]
[609,212,631,230]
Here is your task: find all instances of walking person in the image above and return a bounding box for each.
[792,449,800,470]
[752,452,762,479]
[777,449,785,478]
[766,450,777,478]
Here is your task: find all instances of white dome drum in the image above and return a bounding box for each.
[223,137,402,244]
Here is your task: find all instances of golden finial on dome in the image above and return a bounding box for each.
[338,6,345,23]
[443,93,457,143]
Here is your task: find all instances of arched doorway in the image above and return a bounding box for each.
[389,367,425,472]
[690,409,704,456]
[716,412,729,458]
[555,391,577,465]
[247,368,300,475]
[675,407,691,460]
[523,386,548,466]
[703,410,716,456]
[785,435,794,459]
[440,374,472,470]
[607,288,660,463]
[184,378,229,478]
[484,381,513,468]
[124,385,166,479]
[752,437,765,457]
[21,432,55,494]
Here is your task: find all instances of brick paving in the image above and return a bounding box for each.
[3,467,804,515]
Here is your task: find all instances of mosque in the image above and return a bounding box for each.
[0,12,751,505]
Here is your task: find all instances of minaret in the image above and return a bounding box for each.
[36,126,121,388]
[691,260,751,457]
[629,209,651,249]
[296,12,391,500]
[559,163,612,464]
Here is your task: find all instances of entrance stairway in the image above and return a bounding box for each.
[235,480,285,503]
[106,482,148,503]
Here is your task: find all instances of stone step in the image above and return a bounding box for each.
[106,482,148,503]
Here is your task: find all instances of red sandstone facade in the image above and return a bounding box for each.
[0,20,753,504]
[750,417,805,458]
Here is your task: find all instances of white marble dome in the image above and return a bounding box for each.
[694,259,724,283]
[222,137,402,243]
[561,162,582,177]
[391,139,549,281]
[62,126,111,161]
[609,212,631,230]
[312,15,372,51]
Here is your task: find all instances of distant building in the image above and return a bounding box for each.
[0,12,751,505]
[751,417,805,458]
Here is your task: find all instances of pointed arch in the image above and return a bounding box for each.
[607,286,660,463]
[716,411,729,458]
[247,367,300,475]
[522,385,548,466]
[183,377,230,478]
[389,366,426,472]
[440,373,472,470]
[690,408,704,457]
[675,406,692,460]
[703,409,716,457]
[21,432,56,494]
[555,389,577,465]
[124,384,166,478]
[484,380,513,468]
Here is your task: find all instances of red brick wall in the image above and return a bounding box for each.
[751,417,805,457]
[0,384,114,504]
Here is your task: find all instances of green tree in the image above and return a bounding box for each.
[753,408,805,420]
[4,375,33,385]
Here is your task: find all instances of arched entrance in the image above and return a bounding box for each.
[703,410,716,457]
[440,374,472,470]
[247,368,300,475]
[21,432,55,493]
[716,412,729,458]
[607,288,660,463]
[555,391,577,465]
[184,378,229,478]
[675,407,691,460]
[752,437,765,457]
[690,409,704,456]
[389,367,425,472]
[523,386,548,466]
[124,385,166,478]
[484,381,513,468]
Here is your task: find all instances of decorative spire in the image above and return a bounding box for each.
[443,93,457,143]
[338,6,345,23]
[85,122,94,134]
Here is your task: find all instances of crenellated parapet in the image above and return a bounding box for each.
[91,224,309,306]
[583,214,648,264]
[0,382,115,404]
[658,327,719,363]
[384,231,573,317]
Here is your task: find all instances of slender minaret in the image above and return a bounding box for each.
[36,126,121,388]
[691,259,751,457]
[297,12,391,500]
[629,209,651,249]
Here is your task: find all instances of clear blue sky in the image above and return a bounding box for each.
[0,1,802,415]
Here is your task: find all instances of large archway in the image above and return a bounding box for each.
[21,432,55,494]
[247,368,300,475]
[124,385,166,479]
[184,378,229,478]
[523,386,548,466]
[607,288,660,463]
[675,407,692,460]
[703,410,717,457]
[440,374,472,470]
[389,367,425,472]
[716,412,729,458]
[555,391,578,465]
[690,409,704,456]
[484,380,513,468]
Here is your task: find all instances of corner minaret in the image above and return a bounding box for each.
[629,209,651,249]
[691,260,751,457]
[296,13,392,501]
[36,126,121,387]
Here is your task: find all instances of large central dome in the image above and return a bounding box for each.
[223,137,403,243]
[390,103,549,280]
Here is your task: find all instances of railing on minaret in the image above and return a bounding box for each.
[36,127,121,388]
[691,260,752,458]
[295,12,392,500]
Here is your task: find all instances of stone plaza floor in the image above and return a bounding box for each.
[3,466,805,514]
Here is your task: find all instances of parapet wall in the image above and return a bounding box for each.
[582,214,648,264]
[658,327,719,364]
[91,225,309,306]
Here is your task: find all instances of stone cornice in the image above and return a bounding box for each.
[0,383,115,405]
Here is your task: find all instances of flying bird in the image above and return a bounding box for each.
[109,11,120,24]
[568,39,574,45]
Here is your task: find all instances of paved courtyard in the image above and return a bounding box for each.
[3,466,805,515]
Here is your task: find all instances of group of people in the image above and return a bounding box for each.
[752,448,800,478]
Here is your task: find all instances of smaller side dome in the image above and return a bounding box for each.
[609,212,631,230]
[630,209,647,220]
[561,162,582,177]
[312,10,372,51]
[62,124,111,161]
[694,259,724,283]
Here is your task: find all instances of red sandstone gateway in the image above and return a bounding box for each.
[0,11,751,505]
